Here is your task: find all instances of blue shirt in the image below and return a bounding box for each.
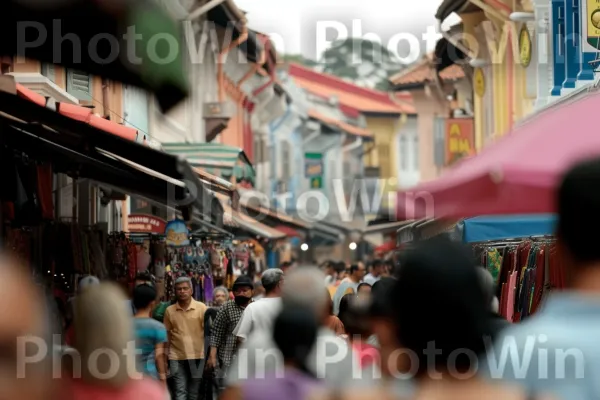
[486,292,600,400]
[134,318,167,379]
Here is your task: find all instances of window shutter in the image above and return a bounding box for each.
[433,117,446,167]
[67,69,92,100]
[41,63,55,82]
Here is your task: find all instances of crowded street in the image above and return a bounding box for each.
[0,0,598,399]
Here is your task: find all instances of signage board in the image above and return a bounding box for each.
[310,176,323,189]
[128,214,167,234]
[583,0,600,52]
[474,68,485,97]
[445,118,474,165]
[165,219,190,247]
[304,153,323,178]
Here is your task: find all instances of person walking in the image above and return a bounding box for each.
[363,260,383,285]
[332,264,365,315]
[206,276,254,395]
[163,277,207,400]
[132,284,168,388]
[233,268,284,342]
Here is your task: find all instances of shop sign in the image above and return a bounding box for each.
[445,118,474,165]
[519,25,532,67]
[582,0,600,51]
[310,176,323,189]
[128,214,167,234]
[474,68,485,97]
[304,153,323,178]
[165,219,190,247]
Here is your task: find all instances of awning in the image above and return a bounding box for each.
[163,143,255,185]
[242,204,311,230]
[222,204,286,240]
[458,214,556,243]
[308,109,373,139]
[274,225,303,238]
[375,240,397,254]
[435,0,479,21]
[2,0,188,112]
[0,82,220,224]
[396,90,600,219]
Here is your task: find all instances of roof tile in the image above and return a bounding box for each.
[308,109,372,138]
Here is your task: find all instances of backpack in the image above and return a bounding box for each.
[152,302,170,323]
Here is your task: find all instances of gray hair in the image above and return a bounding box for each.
[282,267,328,317]
[213,286,229,297]
[174,276,192,287]
[261,268,284,292]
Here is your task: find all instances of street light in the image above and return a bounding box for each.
[301,243,309,251]
[349,242,357,250]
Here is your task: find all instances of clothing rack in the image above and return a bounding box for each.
[474,236,565,322]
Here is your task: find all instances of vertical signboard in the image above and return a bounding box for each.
[445,118,474,165]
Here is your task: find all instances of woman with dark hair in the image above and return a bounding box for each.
[325,288,345,336]
[356,282,372,300]
[223,307,322,400]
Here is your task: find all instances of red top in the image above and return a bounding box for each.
[352,342,379,368]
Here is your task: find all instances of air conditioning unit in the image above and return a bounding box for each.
[203,101,234,119]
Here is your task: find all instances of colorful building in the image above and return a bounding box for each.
[389,49,471,182]
[287,63,415,212]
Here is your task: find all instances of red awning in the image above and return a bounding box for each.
[397,91,600,219]
[15,84,139,142]
[274,225,303,238]
[375,240,396,254]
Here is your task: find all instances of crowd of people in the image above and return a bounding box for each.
[4,157,600,400]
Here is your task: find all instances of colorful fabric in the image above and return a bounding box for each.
[486,248,502,283]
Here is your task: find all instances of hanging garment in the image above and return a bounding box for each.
[36,164,54,220]
[204,273,214,304]
[137,250,151,272]
[486,248,502,283]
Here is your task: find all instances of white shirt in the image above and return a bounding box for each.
[363,273,380,285]
[233,297,282,341]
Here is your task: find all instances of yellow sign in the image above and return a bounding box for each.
[589,0,600,35]
[519,25,532,67]
[445,118,474,165]
[474,68,485,97]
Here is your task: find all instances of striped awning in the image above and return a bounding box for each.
[162,143,255,184]
[221,203,286,240]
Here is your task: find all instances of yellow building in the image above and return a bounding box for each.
[436,0,537,150]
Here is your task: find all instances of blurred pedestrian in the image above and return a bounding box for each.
[0,256,60,400]
[491,158,600,399]
[233,268,283,342]
[325,288,345,336]
[163,277,207,400]
[64,282,166,400]
[333,264,366,315]
[356,282,372,300]
[225,267,356,391]
[212,286,229,308]
[476,267,509,340]
[132,284,168,388]
[363,260,383,285]
[222,308,321,400]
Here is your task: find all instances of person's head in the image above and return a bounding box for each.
[324,260,336,276]
[273,307,318,376]
[357,282,372,299]
[338,294,371,340]
[212,286,229,307]
[134,271,154,287]
[371,260,384,276]
[476,267,499,313]
[391,237,490,378]
[334,262,347,281]
[232,275,254,307]
[281,267,329,323]
[78,275,100,293]
[556,158,600,284]
[262,268,284,296]
[369,277,397,346]
[0,257,56,400]
[280,261,292,274]
[383,260,394,277]
[349,263,366,282]
[132,283,158,313]
[174,277,193,302]
[74,282,133,388]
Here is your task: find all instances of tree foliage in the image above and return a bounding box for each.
[318,38,404,89]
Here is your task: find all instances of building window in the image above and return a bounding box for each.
[433,117,445,167]
[67,69,92,100]
[412,135,419,170]
[399,136,407,170]
[41,63,55,82]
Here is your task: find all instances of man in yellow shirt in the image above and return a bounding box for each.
[164,277,207,400]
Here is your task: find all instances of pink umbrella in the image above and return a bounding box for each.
[397,92,600,219]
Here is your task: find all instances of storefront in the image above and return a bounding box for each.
[0,80,225,299]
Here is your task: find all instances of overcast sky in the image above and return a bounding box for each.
[234,0,458,61]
